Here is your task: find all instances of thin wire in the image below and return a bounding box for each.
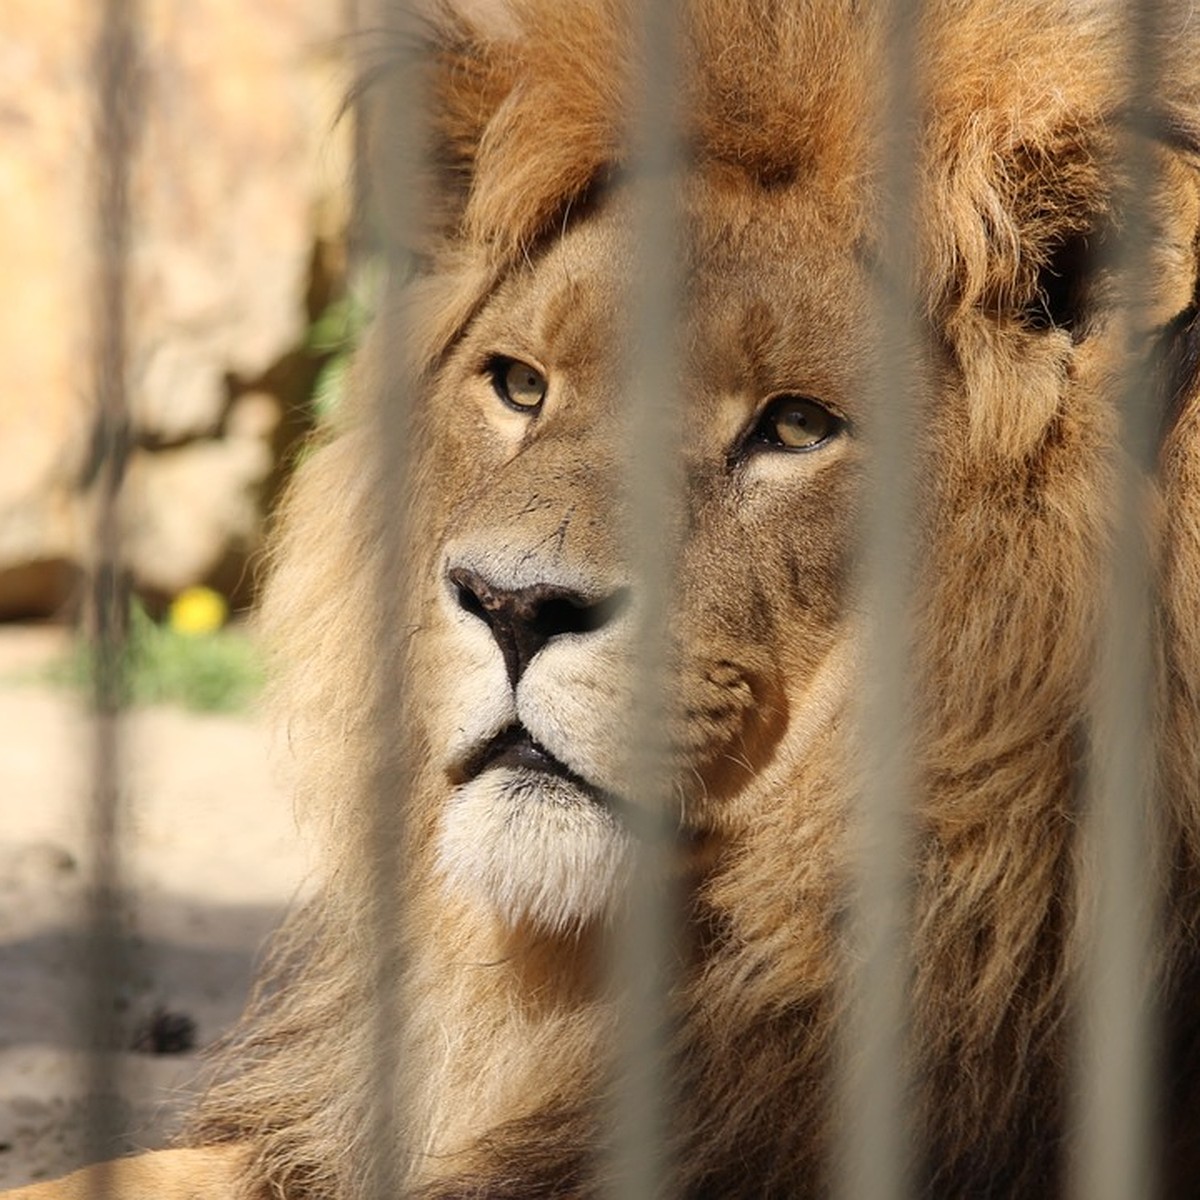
[1072,4,1164,1198]
[608,1,683,1197]
[836,3,923,1198]
[86,0,141,1193]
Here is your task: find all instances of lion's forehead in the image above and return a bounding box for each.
[467,191,873,426]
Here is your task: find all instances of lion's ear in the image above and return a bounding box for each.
[1017,129,1200,341]
[356,5,520,257]
[1152,125,1200,441]
[361,0,624,263]
[980,130,1114,341]
[1013,135,1200,449]
[449,0,625,259]
[423,16,517,250]
[933,108,1200,458]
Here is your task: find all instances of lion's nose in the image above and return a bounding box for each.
[448,566,630,688]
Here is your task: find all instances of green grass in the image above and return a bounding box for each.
[305,259,380,425]
[37,604,265,715]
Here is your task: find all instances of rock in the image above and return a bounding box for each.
[122,432,275,600]
[226,391,284,442]
[0,0,347,618]
[8,842,79,887]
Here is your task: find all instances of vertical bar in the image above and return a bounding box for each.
[358,2,421,1196]
[609,1,683,1197]
[344,0,371,274]
[1072,4,1163,1198]
[85,0,140,1192]
[837,2,923,1198]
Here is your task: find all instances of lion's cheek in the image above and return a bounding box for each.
[516,642,633,796]
[416,608,517,773]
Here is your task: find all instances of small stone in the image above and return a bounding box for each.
[131,1007,197,1056]
[9,841,77,886]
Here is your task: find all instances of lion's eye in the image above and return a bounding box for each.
[490,357,547,412]
[751,395,842,451]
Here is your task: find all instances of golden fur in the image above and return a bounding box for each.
[2,1148,246,1200]
[12,1,1200,1197]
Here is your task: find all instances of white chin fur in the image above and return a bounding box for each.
[436,768,632,934]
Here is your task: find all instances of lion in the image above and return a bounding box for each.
[9,0,1200,1196]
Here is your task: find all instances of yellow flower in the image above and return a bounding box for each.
[168,586,228,636]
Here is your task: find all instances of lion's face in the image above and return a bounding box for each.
[194,4,1200,1195]
[412,188,871,932]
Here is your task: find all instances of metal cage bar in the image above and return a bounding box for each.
[836,3,923,1198]
[85,1,141,1193]
[1073,4,1166,1198]
[609,2,685,1197]
[360,2,426,1196]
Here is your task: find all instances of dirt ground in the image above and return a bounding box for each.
[0,625,309,1189]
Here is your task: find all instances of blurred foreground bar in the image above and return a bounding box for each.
[836,2,923,1198]
[358,1,425,1197]
[608,2,684,1198]
[85,0,141,1193]
[1072,4,1164,1199]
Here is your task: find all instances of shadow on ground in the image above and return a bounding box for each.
[0,893,295,1189]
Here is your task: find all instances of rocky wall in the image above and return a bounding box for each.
[0,0,350,618]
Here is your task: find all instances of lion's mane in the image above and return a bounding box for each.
[191,2,1200,1197]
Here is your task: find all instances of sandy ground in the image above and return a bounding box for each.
[0,625,309,1189]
